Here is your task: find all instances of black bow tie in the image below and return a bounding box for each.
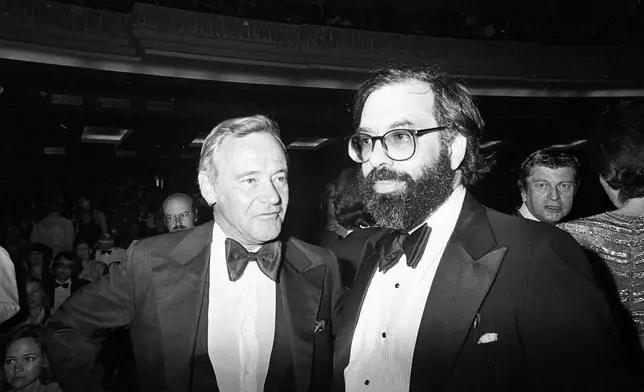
[55,282,70,289]
[101,250,112,255]
[377,224,431,273]
[225,238,282,282]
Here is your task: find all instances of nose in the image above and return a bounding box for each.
[366,139,393,170]
[260,181,281,205]
[548,186,561,201]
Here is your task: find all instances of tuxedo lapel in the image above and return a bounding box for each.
[152,222,213,391]
[333,241,380,390]
[410,194,507,391]
[271,239,326,392]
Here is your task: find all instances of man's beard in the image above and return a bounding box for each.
[358,146,455,231]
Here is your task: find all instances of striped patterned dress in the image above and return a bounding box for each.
[559,212,644,346]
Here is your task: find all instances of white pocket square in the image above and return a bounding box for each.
[477,333,498,344]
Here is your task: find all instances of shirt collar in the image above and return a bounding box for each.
[518,203,540,222]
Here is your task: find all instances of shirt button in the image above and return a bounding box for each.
[381,332,387,338]
[364,380,370,385]
[395,283,400,288]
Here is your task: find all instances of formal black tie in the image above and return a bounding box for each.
[377,224,431,273]
[55,282,70,289]
[225,238,282,282]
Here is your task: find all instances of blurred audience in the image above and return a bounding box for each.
[1,324,62,392]
[559,110,644,356]
[30,196,74,257]
[74,194,108,248]
[74,239,103,282]
[516,149,579,224]
[162,193,197,233]
[26,244,52,282]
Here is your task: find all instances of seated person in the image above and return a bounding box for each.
[26,244,52,281]
[43,252,90,315]
[516,149,579,224]
[74,240,103,282]
[23,277,48,326]
[92,232,125,277]
[1,324,62,392]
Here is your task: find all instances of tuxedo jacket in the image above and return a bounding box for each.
[334,193,634,391]
[327,227,381,289]
[42,277,90,307]
[46,221,343,392]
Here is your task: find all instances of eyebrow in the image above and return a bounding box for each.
[357,119,415,135]
[235,169,288,180]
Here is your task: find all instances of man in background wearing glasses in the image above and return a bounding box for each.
[162,193,198,232]
[333,64,634,391]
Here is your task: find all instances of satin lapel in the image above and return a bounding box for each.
[277,241,326,392]
[152,223,213,391]
[333,242,380,388]
[264,278,291,392]
[410,194,508,391]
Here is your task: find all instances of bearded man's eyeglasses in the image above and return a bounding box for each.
[348,126,448,163]
[164,211,193,224]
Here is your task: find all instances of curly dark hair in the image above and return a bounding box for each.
[352,63,490,186]
[593,117,644,203]
[51,251,83,279]
[333,167,376,231]
[1,324,54,386]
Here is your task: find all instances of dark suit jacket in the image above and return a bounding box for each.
[327,227,381,288]
[42,277,90,307]
[334,193,634,391]
[46,221,343,392]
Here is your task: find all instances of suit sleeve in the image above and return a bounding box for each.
[521,231,631,389]
[45,241,139,392]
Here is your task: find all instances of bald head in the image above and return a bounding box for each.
[162,193,196,232]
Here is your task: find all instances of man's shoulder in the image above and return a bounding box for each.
[485,208,575,244]
[285,236,336,267]
[133,224,211,254]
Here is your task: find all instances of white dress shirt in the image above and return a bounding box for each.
[52,279,72,314]
[208,224,276,392]
[345,185,466,392]
[518,203,540,222]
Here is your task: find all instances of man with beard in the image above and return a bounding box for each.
[162,193,198,233]
[333,65,634,391]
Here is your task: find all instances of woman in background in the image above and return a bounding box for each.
[559,111,644,368]
[1,324,62,392]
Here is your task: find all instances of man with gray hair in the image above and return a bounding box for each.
[162,193,197,232]
[46,115,343,392]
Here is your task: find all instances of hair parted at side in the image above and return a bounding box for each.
[0,324,54,384]
[197,114,286,182]
[518,150,580,191]
[352,63,490,186]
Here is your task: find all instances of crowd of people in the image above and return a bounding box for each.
[0,63,643,391]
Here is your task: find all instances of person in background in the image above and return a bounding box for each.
[516,149,580,224]
[316,180,348,247]
[30,196,75,257]
[74,195,107,249]
[1,324,62,392]
[43,252,89,315]
[333,64,632,391]
[325,166,379,288]
[162,193,197,233]
[559,110,644,368]
[74,240,103,283]
[91,232,126,278]
[0,246,20,324]
[22,277,48,326]
[27,244,52,282]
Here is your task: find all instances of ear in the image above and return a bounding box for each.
[520,187,527,202]
[448,133,467,171]
[198,172,218,206]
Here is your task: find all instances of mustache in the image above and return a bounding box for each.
[366,168,413,183]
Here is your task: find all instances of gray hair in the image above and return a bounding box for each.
[197,115,286,181]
